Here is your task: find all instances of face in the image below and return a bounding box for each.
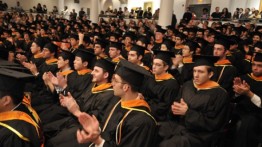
[193,66,213,85]
[196,31,203,38]
[70,38,78,47]
[111,74,125,96]
[42,48,52,59]
[175,37,183,45]
[252,61,262,77]
[30,42,40,54]
[124,37,132,46]
[155,32,163,41]
[253,35,261,44]
[74,56,86,70]
[57,56,68,69]
[109,47,119,58]
[182,45,192,57]
[94,44,104,55]
[213,44,226,58]
[128,51,140,64]
[206,35,215,43]
[91,66,105,83]
[152,59,167,75]
[109,36,117,42]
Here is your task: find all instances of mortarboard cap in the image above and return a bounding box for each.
[124,31,137,41]
[156,25,166,34]
[254,52,262,62]
[69,33,79,40]
[130,43,147,56]
[115,59,152,90]
[153,50,175,65]
[75,47,96,64]
[254,41,262,49]
[0,68,34,104]
[95,58,116,76]
[193,55,219,67]
[109,41,123,50]
[59,50,75,69]
[215,35,231,50]
[44,43,58,53]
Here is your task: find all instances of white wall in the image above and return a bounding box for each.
[188,0,211,5]
[64,0,91,15]
[173,0,187,22]
[2,0,58,12]
[246,0,260,10]
[127,0,160,12]
[210,0,231,14]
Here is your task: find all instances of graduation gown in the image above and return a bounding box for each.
[233,73,262,147]
[146,73,180,121]
[31,58,59,113]
[0,103,43,147]
[213,59,237,98]
[64,69,93,100]
[181,57,194,83]
[46,83,119,147]
[98,99,158,147]
[159,80,230,147]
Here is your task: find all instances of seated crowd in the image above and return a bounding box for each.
[0,7,261,147]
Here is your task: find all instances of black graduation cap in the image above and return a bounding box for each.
[95,58,116,76]
[137,36,149,45]
[175,32,187,40]
[115,59,152,90]
[153,50,175,65]
[124,31,137,41]
[254,41,262,49]
[44,43,58,53]
[130,43,147,56]
[252,32,262,38]
[156,25,166,34]
[254,52,262,62]
[95,39,108,48]
[75,47,96,64]
[162,39,176,51]
[184,40,200,52]
[108,32,120,39]
[0,67,34,103]
[69,33,79,40]
[59,49,75,69]
[34,37,50,49]
[109,41,123,50]
[215,35,231,50]
[193,55,219,67]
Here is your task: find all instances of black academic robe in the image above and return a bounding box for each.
[31,59,59,113]
[159,80,230,147]
[0,104,43,147]
[233,73,262,147]
[212,59,238,98]
[64,69,93,100]
[46,83,120,147]
[100,99,158,147]
[146,73,180,121]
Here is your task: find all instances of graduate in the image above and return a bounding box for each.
[152,26,166,51]
[232,52,262,147]
[76,59,158,147]
[22,42,59,113]
[146,50,180,121]
[46,58,119,147]
[58,48,95,100]
[0,68,43,147]
[212,37,238,98]
[128,43,150,70]
[108,41,125,63]
[159,55,230,147]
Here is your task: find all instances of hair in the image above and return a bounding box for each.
[0,90,23,105]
